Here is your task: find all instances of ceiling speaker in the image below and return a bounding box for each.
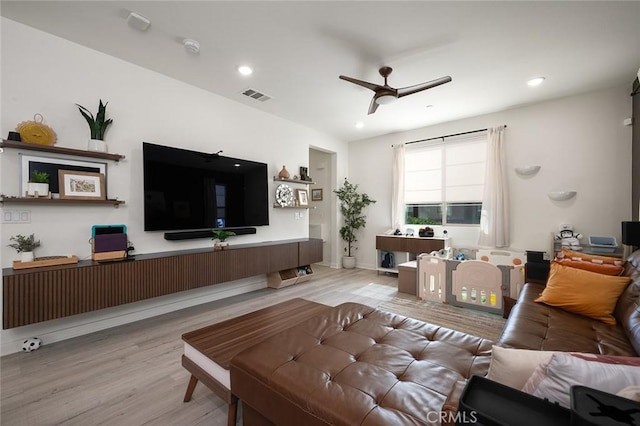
[127,12,151,32]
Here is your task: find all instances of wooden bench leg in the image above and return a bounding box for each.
[183,375,199,402]
[227,396,238,426]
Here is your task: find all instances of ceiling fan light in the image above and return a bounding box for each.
[376,94,397,105]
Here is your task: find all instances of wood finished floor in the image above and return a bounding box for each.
[1,266,399,426]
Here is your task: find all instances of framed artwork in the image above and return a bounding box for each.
[311,188,323,201]
[58,170,106,200]
[20,154,107,195]
[296,189,309,206]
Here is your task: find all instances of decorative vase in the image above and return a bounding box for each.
[26,182,49,197]
[88,139,107,152]
[278,165,290,179]
[21,251,34,263]
[342,256,356,269]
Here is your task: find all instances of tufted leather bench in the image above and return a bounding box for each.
[230,302,493,425]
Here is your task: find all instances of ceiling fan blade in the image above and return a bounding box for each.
[397,76,452,98]
[339,75,383,92]
[367,96,379,115]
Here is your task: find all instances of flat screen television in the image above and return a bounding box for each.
[143,142,269,231]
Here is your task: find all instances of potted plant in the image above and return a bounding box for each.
[76,99,113,152]
[26,170,49,197]
[8,233,41,263]
[334,178,376,269]
[211,229,236,250]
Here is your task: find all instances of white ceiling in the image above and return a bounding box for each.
[2,1,640,142]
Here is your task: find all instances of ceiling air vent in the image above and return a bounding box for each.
[241,88,272,102]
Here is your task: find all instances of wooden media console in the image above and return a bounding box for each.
[2,238,322,329]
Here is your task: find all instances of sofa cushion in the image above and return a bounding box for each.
[522,352,640,408]
[559,248,624,266]
[486,346,557,389]
[535,263,630,325]
[230,302,493,426]
[498,283,637,355]
[554,258,624,276]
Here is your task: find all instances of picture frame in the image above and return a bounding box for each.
[20,154,107,196]
[311,188,323,201]
[296,189,309,206]
[58,170,106,200]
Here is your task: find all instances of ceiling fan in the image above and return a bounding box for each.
[339,66,452,114]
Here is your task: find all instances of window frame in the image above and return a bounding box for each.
[403,135,486,227]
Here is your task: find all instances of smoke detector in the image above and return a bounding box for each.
[183,39,200,54]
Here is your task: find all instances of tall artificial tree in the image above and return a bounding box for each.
[334,178,376,257]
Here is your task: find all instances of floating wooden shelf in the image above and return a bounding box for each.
[273,177,315,185]
[0,139,125,162]
[0,196,125,207]
[272,203,314,209]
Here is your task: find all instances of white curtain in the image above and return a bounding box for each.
[392,144,405,230]
[478,126,509,247]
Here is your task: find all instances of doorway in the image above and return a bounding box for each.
[309,148,334,266]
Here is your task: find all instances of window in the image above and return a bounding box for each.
[404,135,486,225]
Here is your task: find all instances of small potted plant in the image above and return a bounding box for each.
[334,178,376,269]
[211,230,236,250]
[77,99,113,152]
[26,170,49,197]
[8,233,40,263]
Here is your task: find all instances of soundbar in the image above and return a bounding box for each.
[164,228,257,241]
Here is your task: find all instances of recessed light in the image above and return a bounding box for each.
[527,77,545,87]
[238,65,253,76]
[355,122,364,129]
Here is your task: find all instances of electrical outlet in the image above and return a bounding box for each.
[1,210,31,224]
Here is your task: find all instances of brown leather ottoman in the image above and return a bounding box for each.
[230,302,493,425]
[181,298,331,426]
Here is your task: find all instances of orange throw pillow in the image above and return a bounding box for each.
[559,248,624,266]
[553,258,624,276]
[535,263,630,325]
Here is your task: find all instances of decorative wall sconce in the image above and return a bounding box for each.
[547,191,577,201]
[514,165,541,176]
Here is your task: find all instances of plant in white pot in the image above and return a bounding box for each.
[8,233,41,263]
[77,99,113,152]
[211,230,236,250]
[334,178,376,269]
[26,170,49,197]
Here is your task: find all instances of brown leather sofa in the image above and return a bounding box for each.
[231,302,492,425]
[230,251,640,425]
[497,249,640,356]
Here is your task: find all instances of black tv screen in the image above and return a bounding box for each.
[143,142,269,231]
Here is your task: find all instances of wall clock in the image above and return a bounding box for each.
[275,184,294,207]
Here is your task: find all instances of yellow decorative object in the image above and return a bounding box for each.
[16,114,57,146]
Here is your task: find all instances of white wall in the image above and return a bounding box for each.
[0,19,348,354]
[349,86,633,270]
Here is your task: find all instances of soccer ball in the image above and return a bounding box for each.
[22,337,42,352]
